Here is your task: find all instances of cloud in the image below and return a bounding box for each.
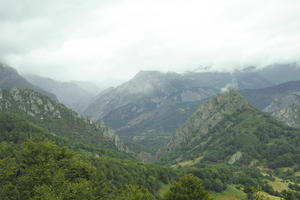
[1,0,300,82]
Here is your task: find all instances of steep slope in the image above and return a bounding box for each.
[0,88,128,152]
[25,74,97,113]
[158,90,300,169]
[0,63,57,100]
[0,112,177,199]
[268,102,300,129]
[85,70,271,149]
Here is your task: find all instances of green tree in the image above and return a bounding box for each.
[163,174,211,200]
[111,185,155,200]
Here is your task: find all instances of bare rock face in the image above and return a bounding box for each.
[270,102,300,128]
[228,152,243,165]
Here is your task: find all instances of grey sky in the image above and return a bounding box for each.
[1,0,300,82]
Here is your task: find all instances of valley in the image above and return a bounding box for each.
[0,63,300,199]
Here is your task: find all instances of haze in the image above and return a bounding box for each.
[1,0,300,82]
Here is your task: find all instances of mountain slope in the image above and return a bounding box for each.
[0,63,57,100]
[241,80,300,110]
[85,70,271,149]
[268,102,300,129]
[240,80,300,130]
[0,88,128,152]
[158,90,300,169]
[256,63,300,85]
[25,74,98,113]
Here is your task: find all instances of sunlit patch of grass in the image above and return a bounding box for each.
[260,191,281,200]
[213,185,246,200]
[294,171,300,177]
[268,177,290,192]
[158,184,170,198]
[172,156,203,168]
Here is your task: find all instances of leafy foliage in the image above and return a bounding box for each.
[163,174,211,200]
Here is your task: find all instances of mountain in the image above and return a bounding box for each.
[25,74,99,113]
[0,63,57,100]
[158,90,300,170]
[241,80,300,129]
[0,87,129,152]
[241,80,300,110]
[84,70,272,150]
[270,102,300,128]
[256,63,300,85]
[0,111,177,200]
[70,80,102,94]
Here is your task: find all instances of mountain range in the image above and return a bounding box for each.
[1,62,300,199]
[84,64,300,150]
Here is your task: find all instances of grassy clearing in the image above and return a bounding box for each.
[172,156,203,168]
[158,184,170,198]
[268,177,290,192]
[260,192,281,200]
[213,185,246,200]
[295,171,300,177]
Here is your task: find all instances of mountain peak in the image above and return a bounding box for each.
[158,90,252,161]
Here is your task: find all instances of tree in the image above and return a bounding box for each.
[110,185,155,200]
[163,174,211,200]
[245,187,270,200]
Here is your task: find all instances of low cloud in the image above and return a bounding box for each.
[1,0,300,82]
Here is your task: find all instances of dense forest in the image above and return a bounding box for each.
[0,111,300,199]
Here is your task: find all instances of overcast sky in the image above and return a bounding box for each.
[1,0,300,82]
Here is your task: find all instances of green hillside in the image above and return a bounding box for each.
[159,90,300,170]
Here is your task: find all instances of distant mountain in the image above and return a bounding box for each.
[241,80,300,110]
[256,63,300,85]
[25,74,99,113]
[70,80,102,95]
[0,63,57,100]
[84,70,272,150]
[241,80,300,130]
[0,87,129,152]
[158,90,300,170]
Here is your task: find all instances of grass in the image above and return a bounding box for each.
[158,184,170,198]
[172,156,203,167]
[268,177,290,192]
[213,185,246,200]
[260,192,282,200]
[295,171,300,177]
